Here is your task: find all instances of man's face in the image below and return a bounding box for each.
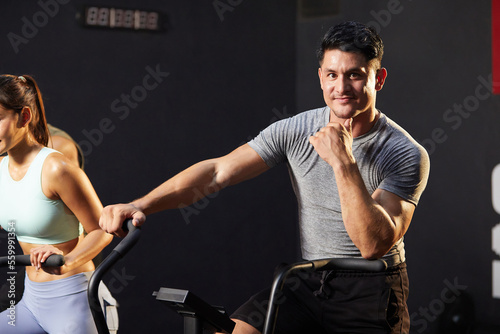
[318,49,386,121]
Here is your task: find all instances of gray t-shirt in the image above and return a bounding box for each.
[248,107,430,266]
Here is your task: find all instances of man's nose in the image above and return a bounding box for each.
[335,75,351,95]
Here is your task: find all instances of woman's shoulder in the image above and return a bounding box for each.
[42,148,79,177]
[41,148,85,199]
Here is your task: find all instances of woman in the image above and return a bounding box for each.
[0,74,113,333]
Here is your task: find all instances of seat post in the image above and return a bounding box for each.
[184,316,203,334]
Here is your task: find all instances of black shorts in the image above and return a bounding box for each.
[231,262,409,334]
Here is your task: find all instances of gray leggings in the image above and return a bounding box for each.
[0,273,97,333]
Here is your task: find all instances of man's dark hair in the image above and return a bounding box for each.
[317,21,384,67]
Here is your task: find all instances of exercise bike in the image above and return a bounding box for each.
[0,221,387,334]
[89,219,387,334]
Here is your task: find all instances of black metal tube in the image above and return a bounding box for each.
[88,251,122,334]
[262,258,387,334]
[184,316,203,334]
[262,261,313,334]
[88,219,141,334]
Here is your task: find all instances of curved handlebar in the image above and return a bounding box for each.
[262,258,387,334]
[88,219,141,334]
[0,254,65,268]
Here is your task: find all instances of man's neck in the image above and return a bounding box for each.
[330,108,380,138]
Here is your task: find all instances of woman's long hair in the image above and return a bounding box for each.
[0,74,49,146]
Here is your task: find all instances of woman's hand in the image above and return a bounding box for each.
[30,245,65,275]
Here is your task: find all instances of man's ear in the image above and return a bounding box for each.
[375,68,387,91]
[18,107,32,127]
[318,67,324,90]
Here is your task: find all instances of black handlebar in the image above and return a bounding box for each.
[0,254,65,267]
[88,219,141,334]
[306,257,387,272]
[262,258,387,334]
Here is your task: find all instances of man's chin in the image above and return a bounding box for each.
[329,106,358,120]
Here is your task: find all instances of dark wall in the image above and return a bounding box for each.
[2,1,500,333]
[297,0,500,333]
[0,1,297,333]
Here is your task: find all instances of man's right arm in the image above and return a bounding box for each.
[99,144,269,236]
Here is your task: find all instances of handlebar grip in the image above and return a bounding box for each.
[42,254,65,267]
[0,254,65,267]
[312,258,387,272]
[121,218,138,234]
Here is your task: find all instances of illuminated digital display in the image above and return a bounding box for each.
[82,6,162,31]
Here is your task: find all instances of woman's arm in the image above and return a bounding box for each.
[35,153,112,273]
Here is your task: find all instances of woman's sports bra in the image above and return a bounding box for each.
[0,147,80,244]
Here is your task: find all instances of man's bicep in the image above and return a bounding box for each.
[372,188,416,239]
[215,144,270,187]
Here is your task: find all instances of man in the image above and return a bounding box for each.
[100,21,430,333]
[47,124,85,169]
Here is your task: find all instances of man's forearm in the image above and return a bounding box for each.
[333,162,398,259]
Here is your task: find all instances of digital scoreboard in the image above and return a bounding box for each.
[82,6,163,31]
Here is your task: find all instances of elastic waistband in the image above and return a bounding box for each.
[381,252,404,268]
[315,262,407,282]
[26,273,88,297]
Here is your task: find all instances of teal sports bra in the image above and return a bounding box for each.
[0,147,80,244]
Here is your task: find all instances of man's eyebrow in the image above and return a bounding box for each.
[322,66,368,73]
